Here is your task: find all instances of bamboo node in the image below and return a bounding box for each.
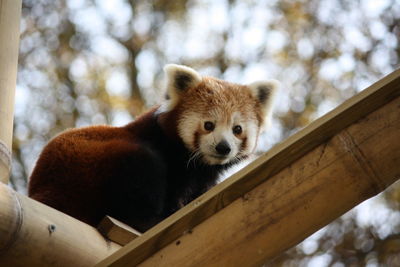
[0,189,23,254]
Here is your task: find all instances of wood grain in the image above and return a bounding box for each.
[98,216,142,246]
[0,0,21,183]
[0,184,121,267]
[138,94,400,267]
[96,69,400,267]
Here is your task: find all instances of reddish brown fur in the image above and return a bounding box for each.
[173,77,263,154]
[177,77,263,127]
[28,69,273,232]
[28,111,162,227]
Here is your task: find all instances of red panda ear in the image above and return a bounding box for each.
[163,64,202,110]
[248,79,280,129]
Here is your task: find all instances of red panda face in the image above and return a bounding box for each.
[178,107,259,165]
[163,64,279,166]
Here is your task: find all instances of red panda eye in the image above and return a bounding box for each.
[233,125,242,135]
[204,121,215,131]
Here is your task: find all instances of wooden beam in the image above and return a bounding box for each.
[138,94,400,267]
[0,0,21,184]
[98,216,142,246]
[96,69,400,266]
[0,183,121,267]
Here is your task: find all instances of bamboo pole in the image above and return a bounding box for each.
[96,69,400,267]
[0,183,121,267]
[0,0,21,184]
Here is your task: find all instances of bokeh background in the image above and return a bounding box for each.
[11,0,400,265]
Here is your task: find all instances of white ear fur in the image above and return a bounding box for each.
[164,64,202,110]
[248,79,280,129]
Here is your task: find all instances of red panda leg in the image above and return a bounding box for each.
[105,145,168,232]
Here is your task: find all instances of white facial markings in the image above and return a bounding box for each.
[206,124,238,158]
[163,64,202,112]
[248,79,280,132]
[160,64,279,166]
[177,111,203,151]
[230,111,258,156]
[242,120,259,155]
[177,108,260,166]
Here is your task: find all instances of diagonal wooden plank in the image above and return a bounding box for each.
[96,69,400,267]
[138,92,400,267]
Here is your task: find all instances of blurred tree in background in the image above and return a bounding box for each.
[11,0,400,265]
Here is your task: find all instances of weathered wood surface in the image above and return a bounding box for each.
[98,216,142,246]
[0,0,21,184]
[96,69,400,267]
[0,183,121,267]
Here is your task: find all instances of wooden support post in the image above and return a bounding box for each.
[0,183,121,267]
[0,0,21,184]
[96,69,400,267]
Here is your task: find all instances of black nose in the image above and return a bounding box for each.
[215,141,231,156]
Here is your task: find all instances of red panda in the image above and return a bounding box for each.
[28,64,279,232]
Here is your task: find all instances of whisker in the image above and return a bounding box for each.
[193,150,203,166]
[187,151,197,168]
[187,149,201,168]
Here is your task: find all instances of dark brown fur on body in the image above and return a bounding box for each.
[29,108,231,231]
[28,64,279,232]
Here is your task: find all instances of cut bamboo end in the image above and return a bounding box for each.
[98,216,142,246]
